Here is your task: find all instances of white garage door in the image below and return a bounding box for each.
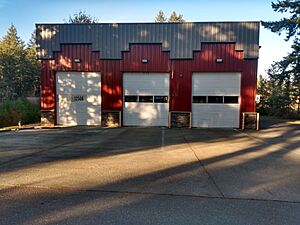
[123,73,169,126]
[56,72,101,126]
[192,72,241,128]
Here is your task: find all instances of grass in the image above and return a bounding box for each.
[288,120,300,125]
[0,125,18,131]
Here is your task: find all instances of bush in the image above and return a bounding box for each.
[0,98,40,128]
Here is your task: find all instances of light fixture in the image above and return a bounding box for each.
[141,58,148,63]
[74,58,81,63]
[255,95,261,103]
[216,58,223,63]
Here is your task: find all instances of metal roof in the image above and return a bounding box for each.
[36,22,260,60]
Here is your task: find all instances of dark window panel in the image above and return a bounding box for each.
[193,96,207,103]
[154,96,168,103]
[125,95,138,102]
[224,96,239,104]
[139,96,153,103]
[208,96,223,103]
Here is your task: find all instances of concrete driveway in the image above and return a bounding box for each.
[0,122,299,225]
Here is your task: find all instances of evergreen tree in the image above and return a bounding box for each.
[155,10,185,23]
[288,40,300,117]
[25,31,41,97]
[261,0,299,41]
[267,61,292,117]
[257,74,271,115]
[155,10,167,22]
[261,0,300,118]
[0,24,26,100]
[0,25,40,101]
[168,11,185,22]
[66,10,99,23]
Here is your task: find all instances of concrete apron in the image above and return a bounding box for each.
[0,125,299,203]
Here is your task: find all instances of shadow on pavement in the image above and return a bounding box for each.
[0,118,299,225]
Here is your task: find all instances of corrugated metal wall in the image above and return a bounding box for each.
[36,22,260,60]
[40,43,257,120]
[41,60,55,111]
[123,44,170,72]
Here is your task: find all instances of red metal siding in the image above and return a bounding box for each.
[169,60,192,111]
[41,60,55,110]
[54,45,101,71]
[240,60,258,113]
[123,44,170,72]
[40,43,257,125]
[102,61,122,110]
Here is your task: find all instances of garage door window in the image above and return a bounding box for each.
[154,96,168,103]
[224,96,239,104]
[125,95,138,102]
[193,96,207,103]
[193,96,239,104]
[139,96,153,103]
[208,96,223,103]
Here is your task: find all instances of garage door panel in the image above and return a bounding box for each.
[56,72,101,126]
[124,73,169,95]
[193,88,240,96]
[57,74,100,95]
[125,89,169,96]
[192,105,240,127]
[192,108,240,127]
[86,95,101,105]
[193,72,241,96]
[124,103,168,126]
[192,72,240,128]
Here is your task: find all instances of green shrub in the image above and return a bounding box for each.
[0,98,40,128]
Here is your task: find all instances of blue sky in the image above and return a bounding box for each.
[0,0,293,76]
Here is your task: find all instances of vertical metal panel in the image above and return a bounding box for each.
[123,24,130,52]
[102,60,122,110]
[36,22,260,60]
[41,60,55,110]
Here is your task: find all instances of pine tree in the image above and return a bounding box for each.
[0,25,40,101]
[155,10,167,22]
[0,24,26,100]
[288,40,300,117]
[257,74,271,115]
[155,10,185,23]
[168,11,185,22]
[66,10,99,24]
[267,60,293,117]
[25,31,41,97]
[261,0,300,118]
[261,0,299,41]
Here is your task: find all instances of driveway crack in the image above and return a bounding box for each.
[182,135,225,198]
[1,184,299,204]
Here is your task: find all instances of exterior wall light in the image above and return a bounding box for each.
[141,58,148,63]
[74,58,81,63]
[216,58,223,63]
